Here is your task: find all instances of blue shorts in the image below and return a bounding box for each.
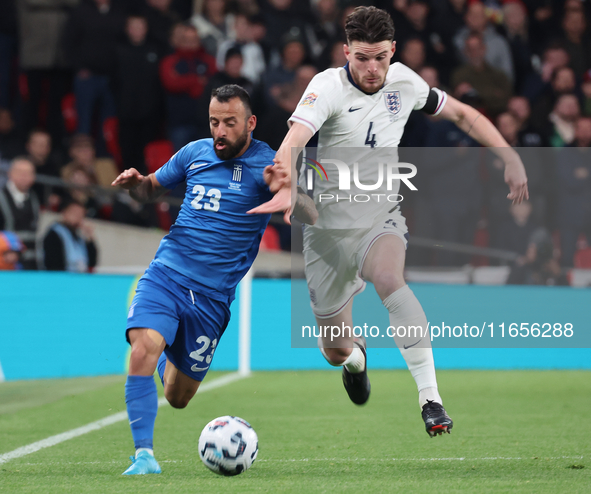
[126,263,231,381]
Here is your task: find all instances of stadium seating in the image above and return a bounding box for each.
[102,117,122,167]
[143,140,175,231]
[260,225,280,251]
[574,247,591,269]
[61,93,78,134]
[144,140,174,175]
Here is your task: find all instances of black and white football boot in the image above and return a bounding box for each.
[421,400,453,437]
[341,336,370,405]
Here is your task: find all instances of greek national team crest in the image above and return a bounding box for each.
[232,163,242,182]
[384,91,401,115]
[229,163,242,190]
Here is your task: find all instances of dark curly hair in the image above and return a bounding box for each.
[345,6,395,45]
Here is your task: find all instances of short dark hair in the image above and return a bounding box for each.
[248,14,265,26]
[225,46,243,62]
[60,194,86,213]
[183,22,198,34]
[69,133,94,149]
[211,84,252,116]
[345,6,395,44]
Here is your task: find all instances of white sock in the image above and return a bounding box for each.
[342,347,365,373]
[136,448,154,458]
[419,387,442,408]
[318,338,365,373]
[383,285,440,408]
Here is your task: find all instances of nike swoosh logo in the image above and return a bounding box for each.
[403,339,421,349]
[348,107,362,112]
[190,163,208,169]
[129,417,142,425]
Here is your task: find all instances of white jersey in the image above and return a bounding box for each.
[290,62,447,229]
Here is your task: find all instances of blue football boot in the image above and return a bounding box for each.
[122,450,162,475]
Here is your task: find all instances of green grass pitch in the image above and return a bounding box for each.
[1,370,589,493]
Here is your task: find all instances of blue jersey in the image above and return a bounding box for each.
[153,137,274,302]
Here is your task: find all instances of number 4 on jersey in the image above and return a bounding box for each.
[365,121,377,148]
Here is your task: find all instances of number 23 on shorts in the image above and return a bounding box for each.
[189,336,218,372]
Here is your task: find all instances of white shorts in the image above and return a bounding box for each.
[303,208,408,318]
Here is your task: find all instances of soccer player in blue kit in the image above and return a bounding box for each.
[111,85,285,475]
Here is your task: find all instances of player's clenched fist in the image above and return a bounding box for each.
[111,168,144,190]
[504,160,529,205]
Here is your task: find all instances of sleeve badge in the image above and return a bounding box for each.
[300,92,318,108]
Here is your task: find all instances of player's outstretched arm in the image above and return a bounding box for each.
[265,123,315,193]
[111,168,168,203]
[248,122,314,221]
[248,186,292,223]
[439,96,529,204]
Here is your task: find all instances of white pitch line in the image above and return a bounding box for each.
[0,371,248,465]
[11,455,586,467]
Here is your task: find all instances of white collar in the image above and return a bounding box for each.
[6,180,29,208]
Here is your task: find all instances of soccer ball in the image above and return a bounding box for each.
[198,415,258,476]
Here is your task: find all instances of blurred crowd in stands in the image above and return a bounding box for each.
[0,0,590,280]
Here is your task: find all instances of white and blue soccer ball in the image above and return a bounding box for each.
[198,415,258,476]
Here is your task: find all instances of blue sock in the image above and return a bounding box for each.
[157,353,167,387]
[125,375,158,450]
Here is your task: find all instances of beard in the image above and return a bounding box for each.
[213,131,249,160]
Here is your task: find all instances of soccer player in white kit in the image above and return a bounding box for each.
[251,6,529,436]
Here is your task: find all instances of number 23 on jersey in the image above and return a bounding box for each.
[191,184,222,212]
